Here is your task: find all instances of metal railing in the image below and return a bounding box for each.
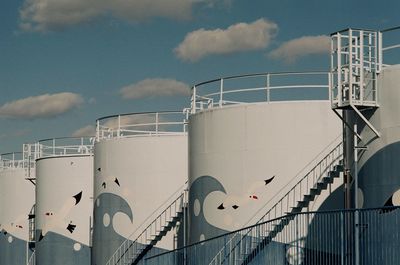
[37,137,93,158]
[381,26,400,66]
[27,251,35,265]
[0,152,24,169]
[190,71,331,113]
[0,144,37,182]
[96,111,188,141]
[145,206,400,265]
[207,141,343,265]
[330,29,380,108]
[106,182,188,265]
[329,26,400,110]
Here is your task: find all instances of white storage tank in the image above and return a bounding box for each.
[188,72,343,245]
[35,137,94,265]
[347,65,400,209]
[92,111,188,265]
[304,28,400,265]
[0,147,36,265]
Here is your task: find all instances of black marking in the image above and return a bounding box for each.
[380,195,396,214]
[114,178,120,186]
[70,161,74,165]
[232,205,239,209]
[217,203,225,210]
[264,176,275,185]
[97,167,101,172]
[3,231,7,235]
[38,232,44,241]
[102,182,106,189]
[73,191,83,205]
[28,214,35,220]
[67,223,76,233]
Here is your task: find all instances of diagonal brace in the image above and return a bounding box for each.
[350,104,381,138]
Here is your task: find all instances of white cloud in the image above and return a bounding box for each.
[119,78,190,100]
[19,0,226,32]
[268,35,330,64]
[175,18,278,62]
[72,125,96,137]
[0,92,83,120]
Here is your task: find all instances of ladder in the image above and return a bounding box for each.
[330,28,382,138]
[330,28,381,109]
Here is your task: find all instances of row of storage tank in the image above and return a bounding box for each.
[2,64,400,265]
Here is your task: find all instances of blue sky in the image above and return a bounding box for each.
[0,0,399,153]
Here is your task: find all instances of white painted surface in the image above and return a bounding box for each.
[35,155,93,245]
[0,167,35,241]
[356,65,400,168]
[189,101,341,231]
[94,135,188,249]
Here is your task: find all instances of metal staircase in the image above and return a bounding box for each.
[28,205,35,250]
[106,185,188,265]
[209,142,343,265]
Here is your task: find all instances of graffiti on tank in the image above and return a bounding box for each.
[39,191,83,241]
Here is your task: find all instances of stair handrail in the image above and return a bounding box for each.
[105,182,188,265]
[27,251,35,265]
[208,141,343,265]
[254,141,342,224]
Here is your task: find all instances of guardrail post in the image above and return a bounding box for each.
[266,74,270,102]
[117,115,121,138]
[219,78,224,107]
[96,120,100,141]
[156,112,159,135]
[192,86,197,114]
[52,139,55,156]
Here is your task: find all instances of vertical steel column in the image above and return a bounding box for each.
[354,124,360,265]
[349,29,353,103]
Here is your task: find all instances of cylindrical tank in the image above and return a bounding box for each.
[188,72,342,245]
[348,65,400,209]
[35,137,93,265]
[92,111,188,265]
[0,149,35,265]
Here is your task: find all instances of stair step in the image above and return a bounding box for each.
[303,194,316,201]
[334,164,344,172]
[322,176,334,184]
[290,206,302,213]
[328,170,340,179]
[163,224,173,232]
[296,200,309,208]
[157,230,167,237]
[309,188,321,196]
[316,182,328,189]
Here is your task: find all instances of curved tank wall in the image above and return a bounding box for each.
[35,154,93,265]
[92,134,188,265]
[0,156,35,265]
[188,100,342,244]
[348,65,400,210]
